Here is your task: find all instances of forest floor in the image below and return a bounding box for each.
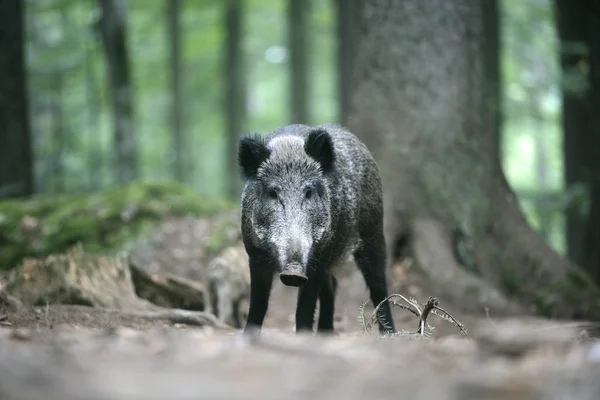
[1,216,600,399]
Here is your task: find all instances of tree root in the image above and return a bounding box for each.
[107,307,232,330]
[0,289,22,311]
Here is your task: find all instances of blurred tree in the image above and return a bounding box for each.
[85,23,105,190]
[97,0,138,183]
[334,0,362,126]
[348,0,592,318]
[224,0,246,199]
[483,0,501,166]
[587,0,600,284]
[0,0,34,198]
[288,0,310,124]
[51,71,66,193]
[555,0,600,282]
[167,0,186,183]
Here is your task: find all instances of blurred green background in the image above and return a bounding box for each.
[21,0,569,254]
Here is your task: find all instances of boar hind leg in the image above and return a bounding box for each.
[354,236,396,334]
[317,273,337,332]
[243,255,274,334]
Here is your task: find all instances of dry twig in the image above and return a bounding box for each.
[359,294,469,340]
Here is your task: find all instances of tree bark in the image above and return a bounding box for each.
[483,0,502,164]
[97,0,138,184]
[224,0,246,200]
[85,31,104,190]
[334,0,361,126]
[555,0,600,283]
[167,0,186,183]
[288,0,310,124]
[51,72,66,193]
[584,0,600,284]
[0,0,34,198]
[348,0,595,319]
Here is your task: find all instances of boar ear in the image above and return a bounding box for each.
[305,129,335,173]
[238,133,271,180]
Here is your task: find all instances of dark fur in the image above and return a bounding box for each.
[238,124,395,334]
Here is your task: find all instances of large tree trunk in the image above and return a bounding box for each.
[555,0,600,283]
[584,0,600,284]
[167,0,186,183]
[0,0,34,198]
[97,0,138,184]
[224,0,246,199]
[348,0,597,319]
[288,0,310,124]
[483,0,502,164]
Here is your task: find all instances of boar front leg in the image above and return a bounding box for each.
[317,273,337,332]
[244,253,274,334]
[295,270,326,333]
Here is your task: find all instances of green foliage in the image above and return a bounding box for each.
[0,181,234,270]
[501,0,566,254]
[25,0,336,198]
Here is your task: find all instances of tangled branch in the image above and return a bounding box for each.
[358,294,470,340]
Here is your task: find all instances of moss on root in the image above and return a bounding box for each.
[0,181,235,270]
[499,259,600,321]
[533,268,600,321]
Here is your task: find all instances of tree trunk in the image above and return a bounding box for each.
[224,0,246,200]
[97,0,138,184]
[167,0,186,183]
[555,0,600,283]
[578,0,600,283]
[348,0,597,319]
[85,32,104,191]
[288,0,310,124]
[0,0,34,198]
[584,0,600,284]
[52,72,65,193]
[483,0,502,165]
[334,0,361,126]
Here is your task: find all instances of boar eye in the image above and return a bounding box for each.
[305,187,313,200]
[268,188,278,199]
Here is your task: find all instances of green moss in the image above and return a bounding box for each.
[533,268,600,320]
[500,266,520,296]
[206,220,233,254]
[0,180,235,270]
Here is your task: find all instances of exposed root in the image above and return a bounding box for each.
[105,308,233,330]
[0,289,22,311]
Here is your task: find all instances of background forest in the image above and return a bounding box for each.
[11,0,576,249]
[1,0,599,319]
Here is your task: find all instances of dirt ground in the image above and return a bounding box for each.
[2,216,599,399]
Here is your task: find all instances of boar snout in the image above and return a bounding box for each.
[279,263,308,287]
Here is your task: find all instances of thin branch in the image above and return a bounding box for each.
[431,306,470,339]
[390,301,420,317]
[417,297,438,335]
[358,300,370,332]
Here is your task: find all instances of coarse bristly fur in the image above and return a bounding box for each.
[238,123,395,334]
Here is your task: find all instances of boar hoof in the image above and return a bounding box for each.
[280,264,308,287]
